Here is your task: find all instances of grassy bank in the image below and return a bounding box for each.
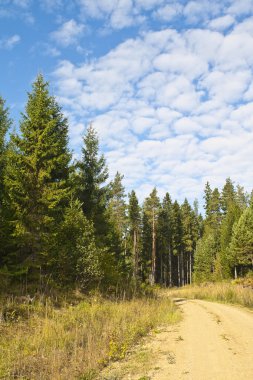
[0,293,179,380]
[168,282,253,309]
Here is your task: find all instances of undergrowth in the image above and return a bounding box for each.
[168,281,253,309]
[0,291,179,380]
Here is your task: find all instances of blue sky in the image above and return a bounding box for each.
[1,0,253,205]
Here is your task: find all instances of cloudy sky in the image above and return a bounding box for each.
[1,0,253,206]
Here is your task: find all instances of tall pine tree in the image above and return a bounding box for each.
[128,190,141,280]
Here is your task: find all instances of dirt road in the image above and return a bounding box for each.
[147,299,253,380]
[101,298,253,380]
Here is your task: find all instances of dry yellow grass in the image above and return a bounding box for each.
[167,282,253,309]
[0,294,179,379]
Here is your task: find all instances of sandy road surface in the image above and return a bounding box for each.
[147,299,253,380]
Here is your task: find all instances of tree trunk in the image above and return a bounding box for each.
[160,250,163,284]
[169,246,172,287]
[151,208,156,285]
[189,252,192,284]
[181,251,185,286]
[234,265,237,279]
[178,255,180,287]
[133,229,138,279]
[186,254,189,285]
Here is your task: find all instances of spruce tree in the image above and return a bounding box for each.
[55,198,102,288]
[4,74,71,277]
[77,125,109,242]
[194,233,216,283]
[0,96,11,269]
[230,205,253,277]
[221,178,235,214]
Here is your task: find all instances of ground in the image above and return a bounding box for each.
[100,298,253,380]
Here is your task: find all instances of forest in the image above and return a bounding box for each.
[0,74,253,295]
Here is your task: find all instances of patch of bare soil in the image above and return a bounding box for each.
[100,299,253,380]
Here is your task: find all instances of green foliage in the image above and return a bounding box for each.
[171,201,182,256]
[193,234,216,283]
[77,125,108,229]
[142,188,160,284]
[230,206,253,267]
[128,190,141,279]
[1,76,252,294]
[55,198,102,289]
[4,75,71,278]
[0,96,12,266]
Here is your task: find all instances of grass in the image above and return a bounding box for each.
[167,281,253,309]
[0,292,179,380]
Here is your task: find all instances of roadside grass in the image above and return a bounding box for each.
[167,281,253,309]
[0,292,179,380]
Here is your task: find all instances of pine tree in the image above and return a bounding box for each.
[108,172,127,246]
[141,209,152,282]
[171,201,183,286]
[128,190,141,280]
[235,185,248,210]
[143,188,160,285]
[4,75,71,277]
[181,199,195,285]
[204,182,212,217]
[157,193,173,286]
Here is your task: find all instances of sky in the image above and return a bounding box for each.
[1,0,253,207]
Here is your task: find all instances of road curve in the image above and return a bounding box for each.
[149,298,253,380]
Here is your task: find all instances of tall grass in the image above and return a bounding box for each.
[0,294,179,380]
[168,282,253,309]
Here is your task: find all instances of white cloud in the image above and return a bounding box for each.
[208,15,235,31]
[52,15,253,204]
[0,34,20,49]
[154,3,183,22]
[51,19,85,47]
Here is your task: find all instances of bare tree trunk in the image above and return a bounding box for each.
[186,254,189,285]
[133,229,138,279]
[234,266,237,279]
[160,250,163,284]
[181,251,184,286]
[169,246,172,287]
[151,208,156,285]
[189,252,192,284]
[177,255,181,287]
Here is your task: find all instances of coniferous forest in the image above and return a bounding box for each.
[0,75,253,295]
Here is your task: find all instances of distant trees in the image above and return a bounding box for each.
[0,75,252,293]
[230,205,253,277]
[194,178,251,282]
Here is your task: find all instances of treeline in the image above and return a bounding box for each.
[0,75,252,293]
[194,180,253,282]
